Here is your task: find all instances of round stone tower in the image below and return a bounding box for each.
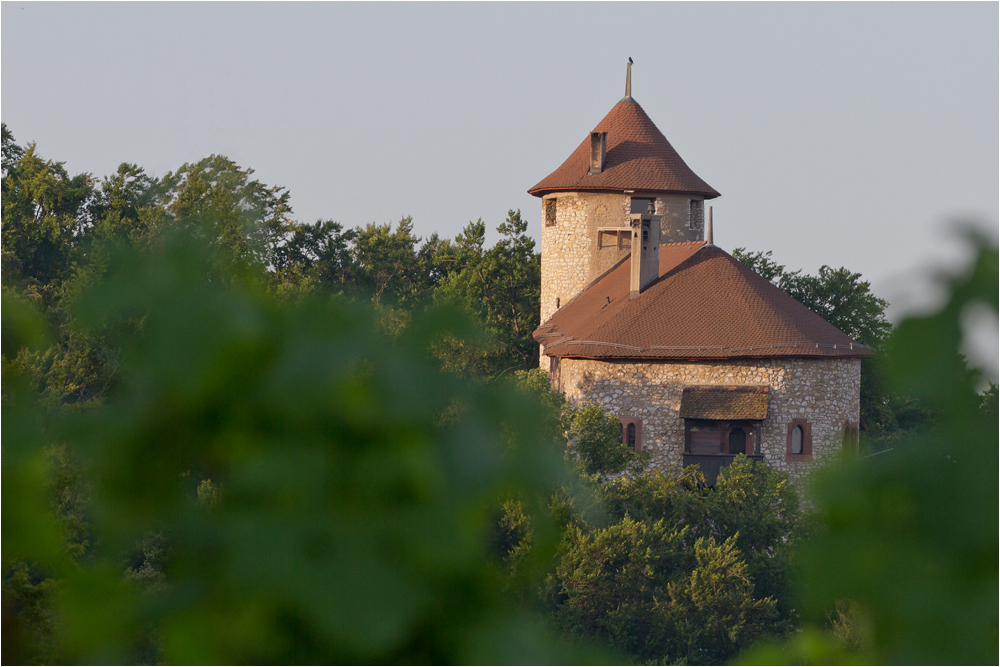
[528,64,720,325]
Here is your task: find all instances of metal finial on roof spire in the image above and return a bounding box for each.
[621,57,634,103]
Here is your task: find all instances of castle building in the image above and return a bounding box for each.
[529,65,870,483]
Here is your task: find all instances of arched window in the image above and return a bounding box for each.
[791,426,803,454]
[786,420,812,461]
[619,417,642,452]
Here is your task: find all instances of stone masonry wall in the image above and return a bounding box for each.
[555,356,861,484]
[540,192,626,324]
[656,194,704,244]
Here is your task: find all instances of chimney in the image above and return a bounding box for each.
[629,199,661,298]
[705,206,714,246]
[589,132,607,175]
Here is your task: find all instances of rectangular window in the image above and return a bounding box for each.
[544,199,556,227]
[630,197,655,215]
[688,199,704,229]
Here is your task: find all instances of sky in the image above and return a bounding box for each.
[2,2,997,329]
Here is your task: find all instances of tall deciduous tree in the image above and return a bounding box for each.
[349,216,429,305]
[1,125,93,295]
[271,219,357,293]
[160,155,294,271]
[435,210,541,375]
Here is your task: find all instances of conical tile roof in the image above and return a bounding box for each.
[528,100,720,199]
[534,242,872,360]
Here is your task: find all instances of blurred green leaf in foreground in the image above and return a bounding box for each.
[741,233,998,665]
[2,232,603,664]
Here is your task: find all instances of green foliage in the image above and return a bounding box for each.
[566,404,648,478]
[740,235,998,665]
[0,126,545,418]
[349,216,430,305]
[545,459,802,664]
[1,127,93,294]
[546,520,779,665]
[159,154,294,272]
[503,375,799,666]
[86,162,163,246]
[435,211,541,375]
[546,517,694,659]
[661,535,779,665]
[272,219,357,294]
[2,232,605,664]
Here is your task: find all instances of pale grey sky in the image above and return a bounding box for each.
[2,2,997,323]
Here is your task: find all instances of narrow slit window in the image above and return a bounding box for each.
[791,426,803,454]
[620,417,642,451]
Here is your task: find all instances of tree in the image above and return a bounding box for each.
[1,126,93,295]
[271,219,357,294]
[349,216,430,306]
[159,154,294,272]
[435,210,541,376]
[600,458,801,625]
[545,513,781,665]
[566,404,647,478]
[523,401,802,666]
[85,162,164,247]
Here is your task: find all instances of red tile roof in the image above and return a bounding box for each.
[528,100,720,199]
[534,242,874,360]
[680,386,770,420]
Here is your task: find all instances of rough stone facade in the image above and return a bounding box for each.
[553,356,861,483]
[656,194,705,244]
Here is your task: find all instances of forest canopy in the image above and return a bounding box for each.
[3,125,996,664]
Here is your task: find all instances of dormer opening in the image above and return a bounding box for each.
[630,197,655,215]
[589,132,607,175]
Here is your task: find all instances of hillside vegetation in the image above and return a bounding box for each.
[3,126,996,664]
